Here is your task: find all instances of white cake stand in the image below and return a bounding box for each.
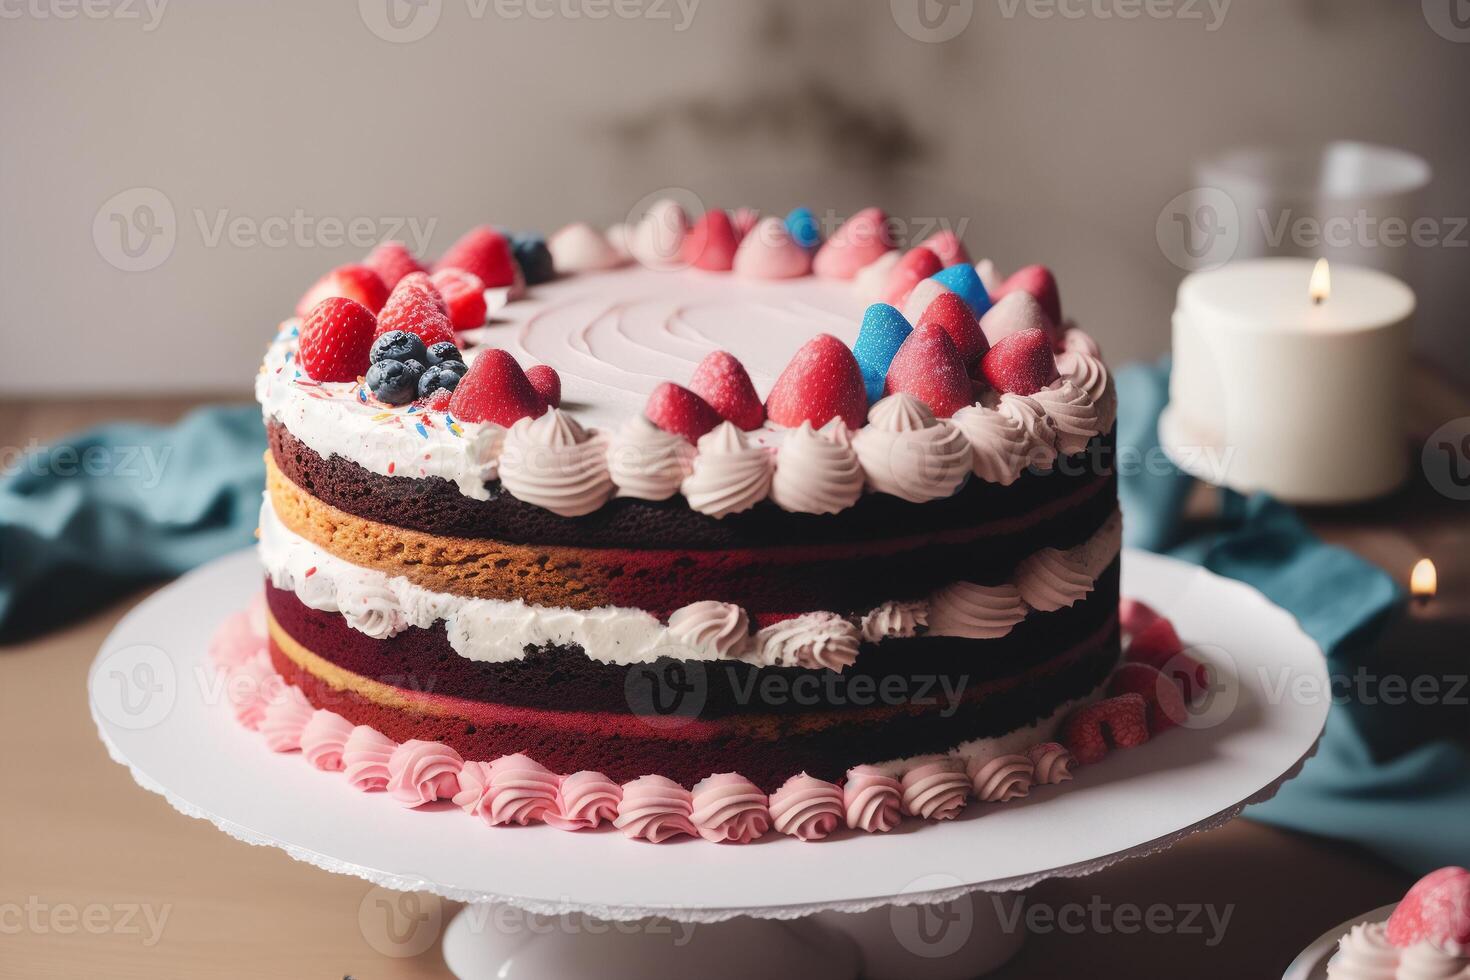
[91,548,1329,979]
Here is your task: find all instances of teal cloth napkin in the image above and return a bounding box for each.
[1117,359,1470,873]
[0,405,266,642]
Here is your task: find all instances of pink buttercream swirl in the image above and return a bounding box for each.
[545,770,622,830]
[228,652,284,731]
[769,773,845,841]
[210,609,264,671]
[1027,742,1076,784]
[967,754,1034,802]
[453,753,559,826]
[614,775,698,843]
[691,773,771,843]
[900,760,971,820]
[843,765,903,833]
[261,686,315,752]
[299,709,354,771]
[342,725,397,792]
[387,739,464,808]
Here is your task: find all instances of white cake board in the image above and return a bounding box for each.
[1282,903,1397,980]
[91,548,1329,978]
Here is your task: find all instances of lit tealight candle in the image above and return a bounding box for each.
[1411,558,1437,604]
[1164,258,1416,503]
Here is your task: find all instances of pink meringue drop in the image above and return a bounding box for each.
[299,709,354,771]
[843,765,903,833]
[900,278,952,325]
[228,652,283,731]
[1026,742,1076,785]
[900,760,970,821]
[387,740,463,808]
[919,229,971,268]
[813,207,894,280]
[732,217,812,280]
[769,773,844,841]
[691,773,770,844]
[260,686,314,752]
[614,775,697,843]
[342,725,397,792]
[545,770,622,831]
[967,754,1034,803]
[464,753,559,826]
[209,609,263,672]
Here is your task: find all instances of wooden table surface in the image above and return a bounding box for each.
[2,373,1466,979]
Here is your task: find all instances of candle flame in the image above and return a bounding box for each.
[1309,258,1331,305]
[1410,558,1437,601]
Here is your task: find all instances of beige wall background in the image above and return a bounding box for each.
[3,0,1467,395]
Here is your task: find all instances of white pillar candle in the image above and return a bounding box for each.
[1164,258,1415,504]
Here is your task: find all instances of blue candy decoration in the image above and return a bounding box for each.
[853,303,913,403]
[931,264,991,318]
[785,207,822,251]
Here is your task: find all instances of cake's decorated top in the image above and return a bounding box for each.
[257,203,1116,517]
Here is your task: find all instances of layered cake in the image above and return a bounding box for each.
[215,202,1202,843]
[1325,867,1469,978]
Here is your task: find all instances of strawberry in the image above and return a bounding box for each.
[375,286,457,350]
[296,264,389,318]
[435,226,518,289]
[765,333,868,429]
[879,247,943,307]
[1119,597,1164,638]
[979,291,1056,348]
[363,241,426,289]
[1126,618,1210,703]
[812,207,895,280]
[1061,694,1150,765]
[918,230,971,268]
[993,264,1061,325]
[448,349,546,426]
[644,382,723,443]
[429,268,488,331]
[689,350,764,430]
[979,328,1059,395]
[682,210,738,272]
[392,271,448,315]
[1109,662,1188,733]
[1387,867,1470,951]
[884,324,973,418]
[915,291,988,370]
[422,388,453,411]
[525,364,561,408]
[297,297,378,382]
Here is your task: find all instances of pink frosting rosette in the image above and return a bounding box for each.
[691,773,770,844]
[299,709,354,771]
[769,773,844,841]
[900,760,970,821]
[545,770,622,831]
[967,754,1034,803]
[228,652,284,731]
[209,609,264,672]
[387,740,464,808]
[342,725,397,792]
[260,686,314,752]
[843,765,903,833]
[614,775,697,843]
[1026,742,1075,785]
[453,754,559,826]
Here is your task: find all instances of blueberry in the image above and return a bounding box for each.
[366,358,424,405]
[370,330,428,366]
[511,234,555,285]
[425,341,462,367]
[418,361,466,398]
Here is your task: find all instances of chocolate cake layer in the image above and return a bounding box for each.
[269,419,1117,550]
[265,559,1120,718]
[269,458,1119,613]
[270,613,1119,792]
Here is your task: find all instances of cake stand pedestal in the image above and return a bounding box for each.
[91,549,1329,979]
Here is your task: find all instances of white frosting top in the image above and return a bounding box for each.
[1327,922,1470,980]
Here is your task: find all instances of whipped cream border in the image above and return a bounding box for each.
[260,496,1121,670]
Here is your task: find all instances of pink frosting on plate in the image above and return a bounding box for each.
[387,739,464,808]
[1027,742,1076,785]
[342,725,397,792]
[615,775,698,843]
[545,770,622,831]
[691,773,770,844]
[901,760,970,820]
[769,773,844,841]
[968,754,1034,802]
[227,652,284,731]
[299,709,354,771]
[843,765,903,833]
[454,753,559,826]
[261,686,314,752]
[209,609,264,671]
